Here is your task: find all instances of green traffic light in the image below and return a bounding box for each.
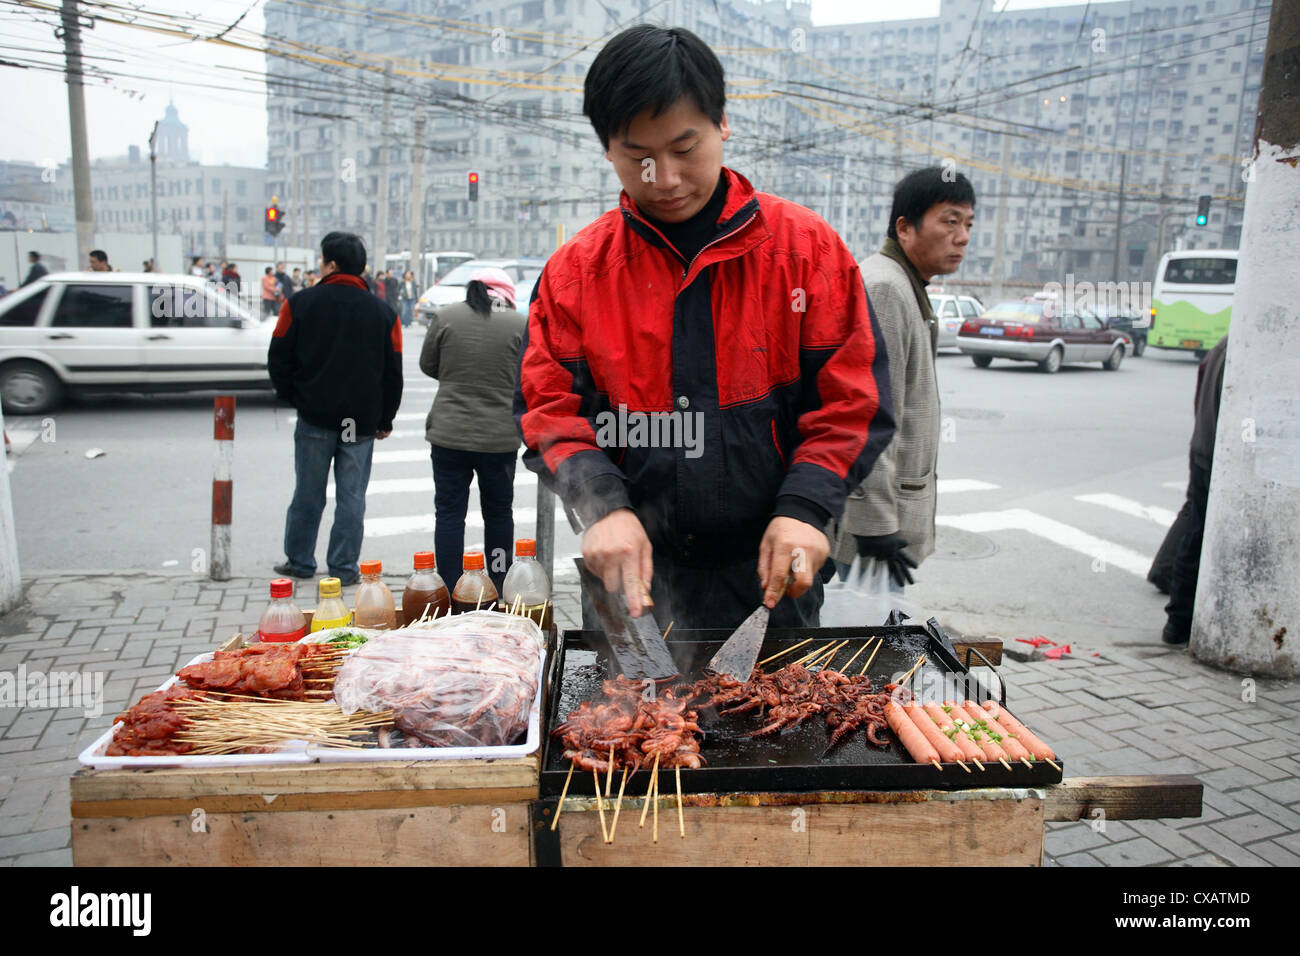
[1196,215,1207,226]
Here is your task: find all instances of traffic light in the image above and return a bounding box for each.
[467,171,479,202]
[1196,195,1211,227]
[265,199,285,237]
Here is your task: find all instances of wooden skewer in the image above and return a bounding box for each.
[1046,758,1062,772]
[971,757,986,771]
[609,768,628,841]
[594,769,610,844]
[930,759,943,771]
[758,638,811,666]
[840,641,870,673]
[675,765,685,839]
[639,753,659,828]
[652,760,660,844]
[814,641,849,670]
[859,638,884,677]
[899,654,927,687]
[606,747,615,798]
[1020,758,1035,770]
[998,758,1013,771]
[551,763,575,832]
[791,641,835,667]
[956,760,971,773]
[661,620,674,640]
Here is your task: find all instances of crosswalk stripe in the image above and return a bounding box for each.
[364,507,538,538]
[1162,481,1185,490]
[936,508,1152,577]
[1074,493,1176,527]
[372,449,432,464]
[937,479,999,494]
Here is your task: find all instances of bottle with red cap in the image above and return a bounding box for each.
[256,578,308,643]
[402,551,450,624]
[451,550,498,614]
[499,538,552,629]
[354,559,397,629]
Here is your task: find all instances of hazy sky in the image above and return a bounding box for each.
[0,0,1124,170]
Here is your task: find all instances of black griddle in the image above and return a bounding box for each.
[540,620,1063,795]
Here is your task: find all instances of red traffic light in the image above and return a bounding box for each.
[267,207,278,220]
[468,172,479,184]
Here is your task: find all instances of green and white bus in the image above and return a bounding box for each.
[1149,249,1236,356]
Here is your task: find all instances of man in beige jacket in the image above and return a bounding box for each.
[833,167,976,588]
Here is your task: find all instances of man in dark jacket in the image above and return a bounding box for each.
[1162,335,1228,645]
[382,269,400,311]
[268,232,403,585]
[21,252,48,286]
[513,26,894,630]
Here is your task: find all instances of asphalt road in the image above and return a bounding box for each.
[5,341,1204,649]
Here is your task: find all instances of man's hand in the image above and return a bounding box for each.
[581,508,654,618]
[758,517,830,607]
[375,429,392,440]
[854,533,917,588]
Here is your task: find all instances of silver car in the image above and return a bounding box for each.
[928,294,984,348]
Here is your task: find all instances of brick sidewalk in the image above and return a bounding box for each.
[1,573,1296,866]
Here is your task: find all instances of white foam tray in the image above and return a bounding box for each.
[79,627,544,769]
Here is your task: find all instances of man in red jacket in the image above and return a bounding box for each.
[268,231,403,585]
[514,26,894,630]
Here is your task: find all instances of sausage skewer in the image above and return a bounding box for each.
[922,701,986,770]
[945,700,1014,770]
[904,701,969,771]
[859,638,884,677]
[884,699,941,769]
[961,701,1034,767]
[758,639,811,667]
[981,701,1061,768]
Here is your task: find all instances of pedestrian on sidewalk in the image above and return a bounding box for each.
[830,166,976,593]
[1162,335,1229,646]
[21,251,48,286]
[420,267,525,593]
[382,269,400,313]
[89,249,111,272]
[268,231,404,585]
[260,266,279,317]
[399,270,417,327]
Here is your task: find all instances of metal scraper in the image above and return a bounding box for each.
[574,559,678,679]
[705,568,796,681]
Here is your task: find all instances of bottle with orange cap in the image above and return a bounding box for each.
[499,538,552,629]
[451,550,498,614]
[402,550,450,624]
[354,559,397,629]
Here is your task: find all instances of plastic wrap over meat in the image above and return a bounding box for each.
[333,611,545,747]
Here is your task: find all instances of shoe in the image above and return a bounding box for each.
[273,562,314,579]
[1161,622,1189,646]
[332,573,359,587]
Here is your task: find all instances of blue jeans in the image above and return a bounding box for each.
[399,299,414,327]
[283,420,375,580]
[430,444,516,593]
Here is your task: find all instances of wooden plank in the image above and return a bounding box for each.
[71,756,539,806]
[72,803,532,867]
[952,637,1002,667]
[1044,774,1203,822]
[548,789,1043,866]
[72,785,536,818]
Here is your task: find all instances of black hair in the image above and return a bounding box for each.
[28,251,39,260]
[320,231,366,275]
[465,280,494,316]
[89,249,107,263]
[887,166,976,240]
[583,25,725,151]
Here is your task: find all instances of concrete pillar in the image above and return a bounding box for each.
[1191,2,1299,677]
[0,405,22,613]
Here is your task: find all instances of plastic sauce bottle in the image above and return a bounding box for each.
[500,538,552,630]
[354,560,398,630]
[310,577,352,633]
[451,550,498,614]
[402,551,450,624]
[256,578,308,643]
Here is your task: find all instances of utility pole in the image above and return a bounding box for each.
[292,154,301,250]
[375,63,394,274]
[838,154,850,242]
[1192,0,1299,678]
[221,190,228,262]
[149,121,160,273]
[1111,152,1128,283]
[60,0,94,269]
[990,133,1013,300]
[303,162,311,258]
[409,107,426,288]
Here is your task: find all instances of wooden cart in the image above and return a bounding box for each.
[69,633,1203,866]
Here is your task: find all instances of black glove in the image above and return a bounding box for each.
[854,533,918,589]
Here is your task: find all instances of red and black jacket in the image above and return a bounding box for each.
[268,272,404,435]
[514,167,894,563]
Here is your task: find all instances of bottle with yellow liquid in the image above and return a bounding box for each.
[310,577,352,632]
[499,538,553,630]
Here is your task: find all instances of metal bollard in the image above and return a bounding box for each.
[211,395,234,581]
